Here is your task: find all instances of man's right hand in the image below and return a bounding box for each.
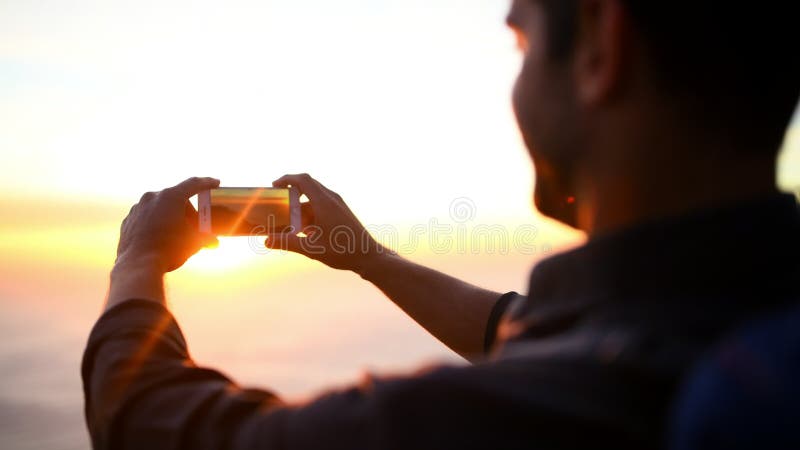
[268,173,390,273]
[270,173,504,359]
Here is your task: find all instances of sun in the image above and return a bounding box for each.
[183,237,264,273]
[173,235,305,296]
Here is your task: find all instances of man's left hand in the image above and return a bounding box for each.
[115,177,220,274]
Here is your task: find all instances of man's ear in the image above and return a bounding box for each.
[572,0,629,106]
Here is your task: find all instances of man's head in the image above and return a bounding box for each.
[507,0,800,231]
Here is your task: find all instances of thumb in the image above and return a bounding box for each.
[200,233,219,249]
[264,233,303,254]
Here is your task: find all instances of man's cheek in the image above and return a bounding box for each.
[512,71,535,127]
[511,76,526,126]
[512,69,544,150]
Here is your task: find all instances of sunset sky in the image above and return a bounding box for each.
[0,1,798,448]
[1,0,797,274]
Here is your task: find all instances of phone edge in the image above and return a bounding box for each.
[198,190,212,234]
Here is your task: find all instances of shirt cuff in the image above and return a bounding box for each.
[484,291,522,354]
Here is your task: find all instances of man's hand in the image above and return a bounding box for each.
[269,173,504,359]
[268,173,391,274]
[106,177,220,311]
[115,177,220,274]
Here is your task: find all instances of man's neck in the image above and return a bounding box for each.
[574,155,779,239]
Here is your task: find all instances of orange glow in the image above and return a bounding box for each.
[0,225,117,268]
[223,188,262,235]
[512,28,529,54]
[184,237,262,273]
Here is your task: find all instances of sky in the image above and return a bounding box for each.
[1,0,531,210]
[1,0,797,273]
[0,1,798,448]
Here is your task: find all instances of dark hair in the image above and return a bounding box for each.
[537,0,800,157]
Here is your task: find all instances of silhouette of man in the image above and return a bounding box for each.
[83,1,800,448]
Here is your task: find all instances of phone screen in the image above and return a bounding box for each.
[207,188,292,236]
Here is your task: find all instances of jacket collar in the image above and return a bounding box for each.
[501,193,800,344]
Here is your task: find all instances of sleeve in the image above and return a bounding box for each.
[82,299,284,449]
[82,299,640,450]
[483,291,525,354]
[82,300,512,450]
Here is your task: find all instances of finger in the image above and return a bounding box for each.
[184,200,199,222]
[139,191,157,203]
[124,203,139,223]
[184,201,207,235]
[271,173,327,200]
[301,202,315,227]
[185,200,197,213]
[170,177,221,199]
[200,234,219,249]
[264,233,298,253]
[183,201,217,247]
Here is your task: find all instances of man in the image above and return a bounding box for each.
[83,0,800,448]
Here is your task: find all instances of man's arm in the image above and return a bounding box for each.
[269,173,512,359]
[82,298,567,450]
[90,251,496,449]
[356,251,511,359]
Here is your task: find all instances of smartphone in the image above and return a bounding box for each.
[198,187,301,236]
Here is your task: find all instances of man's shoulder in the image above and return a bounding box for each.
[668,302,800,449]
